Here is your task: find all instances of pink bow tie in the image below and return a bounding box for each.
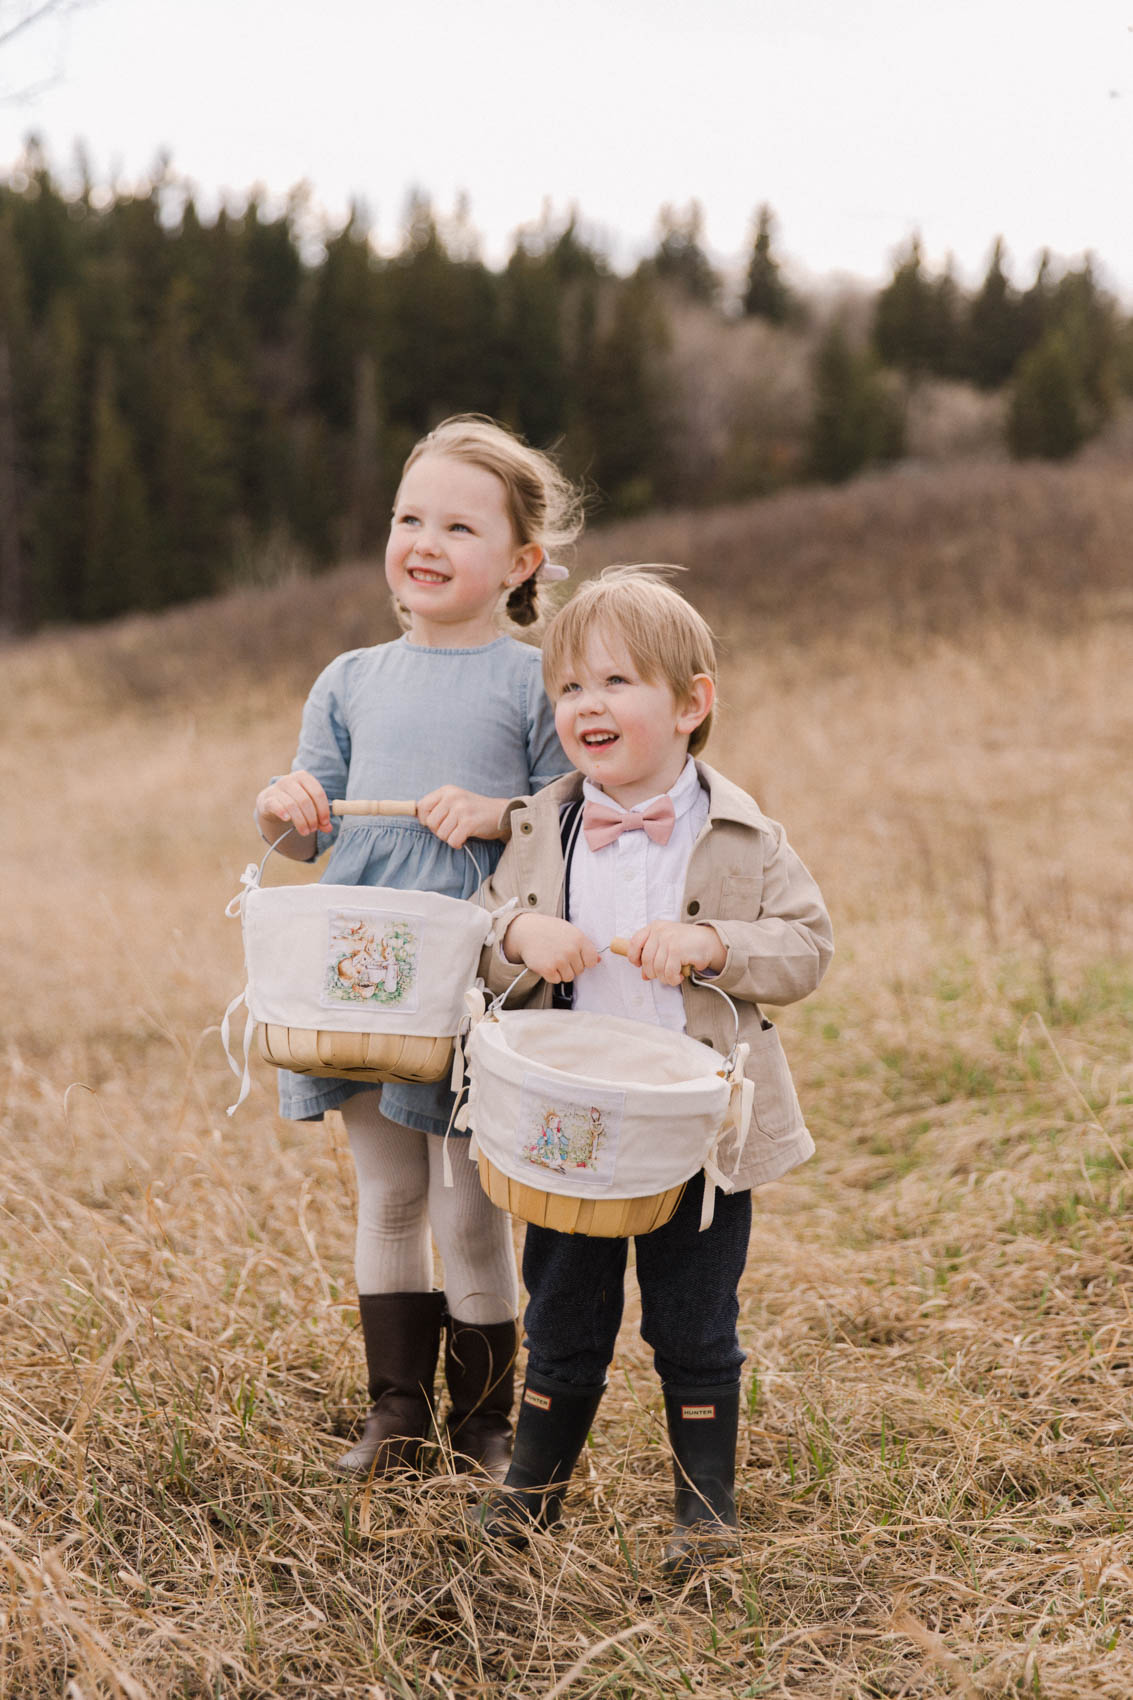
[581,795,676,851]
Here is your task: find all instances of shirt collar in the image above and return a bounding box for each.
[581,755,702,819]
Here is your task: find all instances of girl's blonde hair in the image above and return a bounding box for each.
[398,414,585,633]
[542,565,718,755]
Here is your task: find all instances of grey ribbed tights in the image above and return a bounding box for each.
[340,1090,518,1325]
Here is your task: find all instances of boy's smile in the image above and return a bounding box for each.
[553,632,713,809]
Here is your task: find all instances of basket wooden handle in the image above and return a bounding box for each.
[331,799,419,817]
[608,937,692,980]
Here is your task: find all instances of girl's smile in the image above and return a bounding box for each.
[385,452,540,647]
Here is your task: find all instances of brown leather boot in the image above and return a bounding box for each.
[443,1316,518,1481]
[334,1291,445,1477]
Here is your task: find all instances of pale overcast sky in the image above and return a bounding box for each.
[1,0,1130,297]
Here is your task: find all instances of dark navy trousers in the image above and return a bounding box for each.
[521,1172,752,1388]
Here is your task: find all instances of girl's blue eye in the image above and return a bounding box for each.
[449,522,472,533]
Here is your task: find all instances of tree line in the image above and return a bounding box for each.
[0,148,1130,631]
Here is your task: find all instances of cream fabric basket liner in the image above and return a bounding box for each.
[242,883,493,1037]
[466,1009,741,1204]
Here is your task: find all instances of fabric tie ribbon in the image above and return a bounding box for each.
[581,795,676,851]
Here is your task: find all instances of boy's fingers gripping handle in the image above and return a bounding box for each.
[331,799,419,817]
[608,936,692,980]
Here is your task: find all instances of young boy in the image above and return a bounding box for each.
[475,566,833,1573]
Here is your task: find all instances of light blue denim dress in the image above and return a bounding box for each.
[275,634,568,1131]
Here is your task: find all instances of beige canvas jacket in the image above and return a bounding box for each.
[477,761,834,1191]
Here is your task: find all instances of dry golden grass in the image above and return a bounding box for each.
[2,457,1132,1696]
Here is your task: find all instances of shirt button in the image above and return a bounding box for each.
[687,899,700,916]
[527,893,538,906]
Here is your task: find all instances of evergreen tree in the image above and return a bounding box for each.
[742,204,792,324]
[810,317,904,483]
[497,236,569,445]
[149,276,239,603]
[1115,316,1133,398]
[243,194,304,344]
[595,272,668,511]
[342,350,384,559]
[379,194,503,437]
[83,348,152,619]
[1006,328,1088,460]
[873,236,938,377]
[644,202,719,304]
[28,290,85,622]
[307,207,379,431]
[965,237,1025,388]
[927,260,965,378]
[1048,256,1119,421]
[545,212,606,286]
[1017,250,1054,359]
[5,137,81,322]
[0,207,28,629]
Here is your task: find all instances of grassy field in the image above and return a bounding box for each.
[2,455,1132,1697]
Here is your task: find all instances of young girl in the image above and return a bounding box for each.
[254,417,583,1480]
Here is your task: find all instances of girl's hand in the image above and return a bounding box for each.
[256,770,332,840]
[503,915,601,983]
[627,921,726,986]
[417,786,508,848]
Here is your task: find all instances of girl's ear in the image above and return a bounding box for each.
[504,542,543,588]
[676,673,715,735]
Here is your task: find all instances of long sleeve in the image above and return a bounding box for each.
[694,821,833,1008]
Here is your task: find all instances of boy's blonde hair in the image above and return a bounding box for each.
[399,414,585,632]
[542,565,718,755]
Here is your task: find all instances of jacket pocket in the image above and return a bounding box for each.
[746,1021,803,1138]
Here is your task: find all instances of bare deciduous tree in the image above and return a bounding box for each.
[0,0,85,50]
[0,0,95,102]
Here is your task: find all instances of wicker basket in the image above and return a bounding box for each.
[257,1023,454,1084]
[465,1007,745,1237]
[476,1150,685,1237]
[223,802,497,1106]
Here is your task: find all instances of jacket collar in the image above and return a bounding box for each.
[694,759,778,833]
[501,759,775,838]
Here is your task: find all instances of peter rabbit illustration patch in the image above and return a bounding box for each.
[322,910,421,1012]
[516,1078,625,1191]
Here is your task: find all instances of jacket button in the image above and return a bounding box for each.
[527,893,538,906]
[686,899,700,916]
[519,821,533,834]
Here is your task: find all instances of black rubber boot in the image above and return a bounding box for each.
[477,1369,604,1547]
[334,1291,445,1477]
[444,1316,519,1481]
[661,1382,741,1576]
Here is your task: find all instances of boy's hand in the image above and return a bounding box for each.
[256,770,331,839]
[503,915,601,983]
[417,787,508,848]
[627,921,726,986]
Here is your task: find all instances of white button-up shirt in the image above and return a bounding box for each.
[569,757,709,1032]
